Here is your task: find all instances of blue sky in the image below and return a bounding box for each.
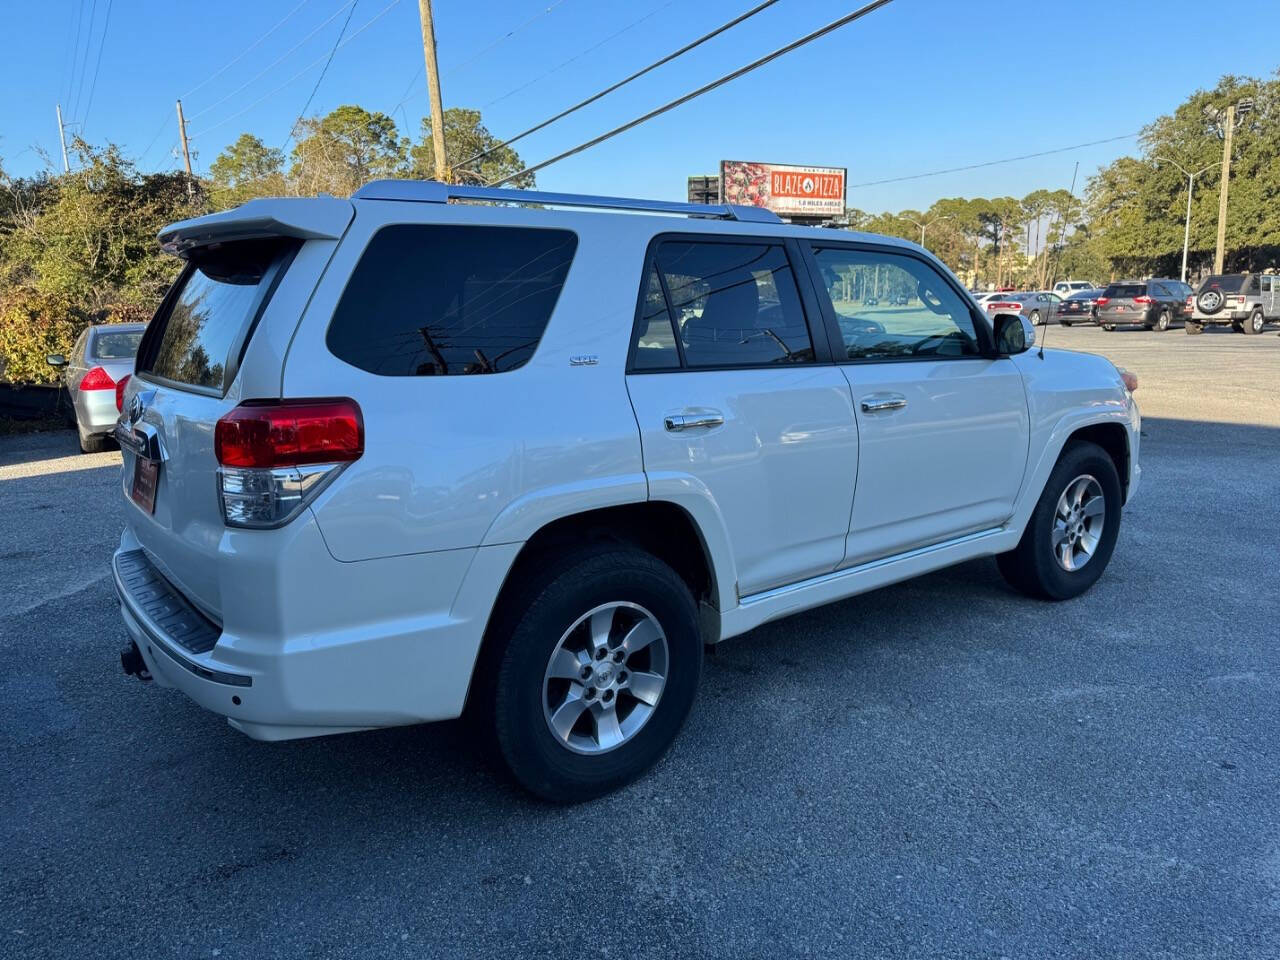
[3,0,1278,212]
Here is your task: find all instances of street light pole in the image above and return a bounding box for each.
[1155,157,1214,284]
[899,214,952,251]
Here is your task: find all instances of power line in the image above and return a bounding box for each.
[80,0,114,133]
[462,0,783,171]
[483,0,679,110]
[69,0,99,120]
[282,0,359,148]
[188,0,357,123]
[847,133,1140,188]
[181,0,315,100]
[497,0,898,186]
[189,0,401,142]
[62,0,86,108]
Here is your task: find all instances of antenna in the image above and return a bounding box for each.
[1039,161,1080,359]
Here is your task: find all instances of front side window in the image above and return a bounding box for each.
[639,240,814,369]
[328,225,578,376]
[812,247,981,360]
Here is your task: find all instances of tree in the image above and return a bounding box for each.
[289,105,408,197]
[209,133,286,208]
[409,108,534,187]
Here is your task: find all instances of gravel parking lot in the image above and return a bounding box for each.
[2,324,1278,959]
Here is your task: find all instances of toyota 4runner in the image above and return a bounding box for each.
[113,180,1141,801]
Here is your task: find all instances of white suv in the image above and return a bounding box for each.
[114,180,1140,801]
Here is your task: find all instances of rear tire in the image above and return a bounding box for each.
[1155,309,1171,331]
[486,546,702,802]
[1102,323,1116,332]
[1244,308,1265,335]
[997,441,1122,601]
[1060,319,1073,327]
[1030,310,1042,326]
[78,427,106,454]
[1185,320,1204,335]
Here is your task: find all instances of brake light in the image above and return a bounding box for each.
[988,301,1019,311]
[79,366,115,391]
[215,399,363,468]
[115,374,131,412]
[1185,296,1194,308]
[1095,297,1110,306]
[214,399,363,528]
[1132,296,1153,304]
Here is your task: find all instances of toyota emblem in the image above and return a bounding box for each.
[128,393,144,424]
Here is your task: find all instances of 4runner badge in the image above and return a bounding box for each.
[569,355,599,366]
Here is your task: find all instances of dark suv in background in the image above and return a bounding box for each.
[1057,288,1105,326]
[1095,279,1192,331]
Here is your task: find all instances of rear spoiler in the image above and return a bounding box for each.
[157,197,354,257]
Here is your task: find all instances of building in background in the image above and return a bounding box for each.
[686,174,720,206]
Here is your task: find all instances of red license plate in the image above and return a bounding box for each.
[1114,305,1125,311]
[130,457,159,514]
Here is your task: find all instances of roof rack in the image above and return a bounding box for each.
[351,179,782,224]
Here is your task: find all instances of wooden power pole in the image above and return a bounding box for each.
[1213,103,1236,275]
[417,0,448,181]
[55,103,70,173]
[175,99,194,178]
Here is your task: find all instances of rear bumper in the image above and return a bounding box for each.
[1096,308,1155,325]
[112,524,520,740]
[1191,310,1249,323]
[78,388,120,434]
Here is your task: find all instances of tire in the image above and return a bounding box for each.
[1243,308,1264,335]
[486,546,702,802]
[1155,309,1171,331]
[997,440,1122,602]
[1231,320,1243,332]
[1185,320,1204,335]
[1029,310,1042,326]
[1059,319,1072,328]
[1102,323,1116,332]
[78,427,107,454]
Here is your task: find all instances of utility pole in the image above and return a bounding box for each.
[55,103,70,173]
[175,99,193,179]
[1213,104,1235,275]
[417,0,448,181]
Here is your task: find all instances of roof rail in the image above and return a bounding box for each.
[351,179,782,224]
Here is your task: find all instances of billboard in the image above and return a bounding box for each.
[720,161,846,218]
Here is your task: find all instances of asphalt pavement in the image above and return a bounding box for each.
[2,324,1278,959]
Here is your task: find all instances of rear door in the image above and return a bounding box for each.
[625,236,859,596]
[802,242,1030,566]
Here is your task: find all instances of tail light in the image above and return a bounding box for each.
[1185,296,1194,308]
[214,398,363,528]
[989,301,1019,311]
[79,366,115,391]
[115,374,131,413]
[1095,297,1110,306]
[1133,295,1154,304]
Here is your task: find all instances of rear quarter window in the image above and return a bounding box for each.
[327,224,578,376]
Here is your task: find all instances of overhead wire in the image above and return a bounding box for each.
[69,0,99,120]
[282,0,359,148]
[495,0,898,186]
[181,0,315,100]
[80,0,115,133]
[460,0,783,171]
[61,0,86,108]
[189,0,401,141]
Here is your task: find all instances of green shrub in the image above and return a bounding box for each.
[0,290,88,385]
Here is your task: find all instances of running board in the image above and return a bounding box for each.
[719,527,1013,642]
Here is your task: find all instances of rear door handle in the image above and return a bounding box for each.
[860,392,907,413]
[664,413,724,432]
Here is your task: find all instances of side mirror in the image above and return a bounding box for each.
[46,354,67,368]
[993,313,1035,355]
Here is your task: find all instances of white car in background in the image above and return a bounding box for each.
[1053,280,1097,299]
[113,181,1141,801]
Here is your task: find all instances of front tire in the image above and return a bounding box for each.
[997,441,1122,601]
[1244,308,1265,335]
[487,546,702,802]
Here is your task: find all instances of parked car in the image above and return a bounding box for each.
[1095,279,1191,331]
[982,291,1061,326]
[1187,273,1279,334]
[112,181,1140,802]
[46,323,146,452]
[1053,280,1098,299]
[1057,288,1106,326]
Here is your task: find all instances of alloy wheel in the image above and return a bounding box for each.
[542,602,669,756]
[1051,474,1105,572]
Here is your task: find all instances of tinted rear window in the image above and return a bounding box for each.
[1200,275,1248,293]
[138,238,296,393]
[1104,284,1145,298]
[327,225,577,376]
[91,330,144,360]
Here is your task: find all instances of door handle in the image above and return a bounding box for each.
[664,413,724,432]
[860,392,907,413]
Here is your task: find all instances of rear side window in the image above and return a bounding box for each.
[1104,283,1145,298]
[327,225,577,376]
[633,240,814,369]
[91,330,144,360]
[138,238,296,394]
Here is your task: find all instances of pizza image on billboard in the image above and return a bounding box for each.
[720,161,846,217]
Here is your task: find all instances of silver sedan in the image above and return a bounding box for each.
[46,323,146,453]
[981,291,1062,326]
